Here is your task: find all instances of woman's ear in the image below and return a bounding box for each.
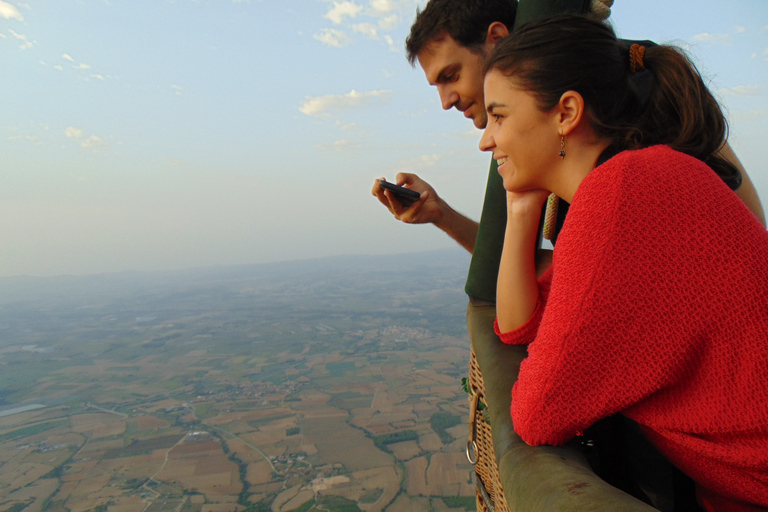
[556,90,585,136]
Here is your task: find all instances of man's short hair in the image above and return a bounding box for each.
[405,0,517,65]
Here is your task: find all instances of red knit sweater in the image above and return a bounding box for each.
[496,146,768,511]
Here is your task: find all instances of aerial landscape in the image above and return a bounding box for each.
[0,250,478,512]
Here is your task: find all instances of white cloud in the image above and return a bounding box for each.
[369,0,396,14]
[730,109,766,123]
[353,23,378,39]
[91,74,105,80]
[324,1,362,24]
[81,135,109,150]
[62,54,75,62]
[299,89,393,116]
[735,25,746,34]
[719,85,763,96]
[385,35,397,52]
[171,84,184,95]
[54,65,63,71]
[0,1,23,21]
[691,32,732,44]
[314,28,351,48]
[378,14,398,30]
[9,29,31,49]
[73,63,91,70]
[65,127,83,138]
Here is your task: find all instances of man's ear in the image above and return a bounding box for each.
[485,22,510,46]
[557,90,585,136]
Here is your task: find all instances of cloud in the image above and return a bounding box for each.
[0,1,23,20]
[719,85,763,96]
[299,89,393,116]
[735,25,746,34]
[369,0,396,14]
[324,1,362,24]
[729,109,766,123]
[65,127,84,138]
[73,63,91,70]
[81,135,109,150]
[691,32,732,44]
[313,28,351,48]
[171,84,184,96]
[353,23,378,39]
[377,14,398,30]
[384,35,397,52]
[9,29,32,49]
[62,54,75,62]
[317,139,365,153]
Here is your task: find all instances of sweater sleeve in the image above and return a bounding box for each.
[511,148,708,446]
[494,266,554,345]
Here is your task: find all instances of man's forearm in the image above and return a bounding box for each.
[433,200,479,253]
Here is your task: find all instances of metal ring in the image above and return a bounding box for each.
[466,393,480,464]
[466,439,479,465]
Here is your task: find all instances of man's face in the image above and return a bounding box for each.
[417,35,491,129]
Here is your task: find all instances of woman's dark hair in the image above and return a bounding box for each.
[484,15,741,189]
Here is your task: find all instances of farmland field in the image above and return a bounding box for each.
[0,251,478,512]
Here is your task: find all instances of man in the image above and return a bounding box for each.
[372,0,513,260]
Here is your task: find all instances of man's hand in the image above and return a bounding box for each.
[371,172,441,224]
[371,172,479,253]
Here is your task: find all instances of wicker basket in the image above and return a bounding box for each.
[467,346,509,512]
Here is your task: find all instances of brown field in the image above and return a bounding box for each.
[241,429,284,447]
[348,466,402,512]
[92,421,127,438]
[349,408,375,428]
[388,440,421,461]
[170,439,223,458]
[134,415,171,429]
[0,478,61,512]
[70,414,125,433]
[206,407,293,426]
[298,415,392,472]
[158,452,240,496]
[386,494,432,512]
[425,453,474,497]
[280,489,314,511]
[225,438,268,464]
[245,460,273,485]
[201,505,245,512]
[271,484,303,512]
[3,462,57,491]
[404,457,429,496]
[298,442,317,455]
[417,432,443,452]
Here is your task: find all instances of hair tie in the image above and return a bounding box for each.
[629,44,646,74]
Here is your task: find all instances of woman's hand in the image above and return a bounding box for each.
[505,189,551,219]
[496,188,551,334]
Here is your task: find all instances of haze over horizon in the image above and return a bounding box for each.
[3,0,767,278]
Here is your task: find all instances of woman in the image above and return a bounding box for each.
[479,15,768,512]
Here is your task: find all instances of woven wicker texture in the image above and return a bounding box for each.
[468,347,510,512]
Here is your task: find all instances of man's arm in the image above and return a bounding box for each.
[718,142,765,226]
[372,172,479,252]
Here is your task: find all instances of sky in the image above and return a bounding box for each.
[2,0,767,277]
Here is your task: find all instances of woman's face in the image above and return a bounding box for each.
[479,70,560,193]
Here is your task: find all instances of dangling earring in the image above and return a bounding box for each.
[558,136,565,159]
